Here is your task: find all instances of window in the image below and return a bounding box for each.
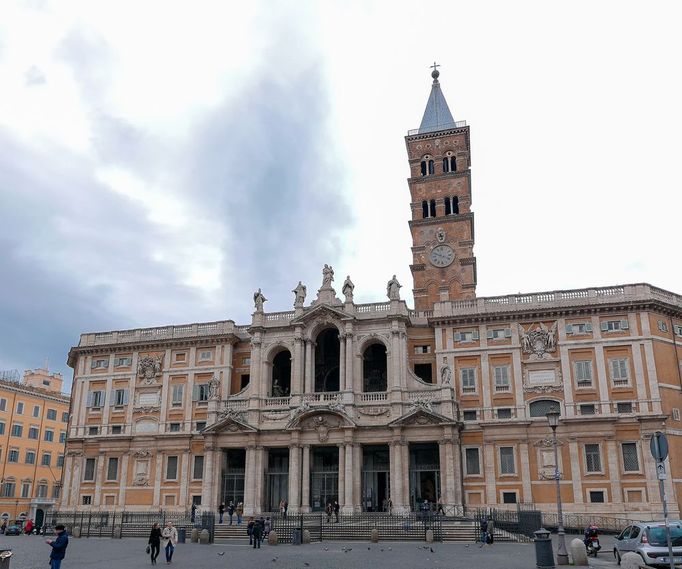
[91,358,109,369]
[61,412,69,422]
[243,357,252,365]
[609,358,630,386]
[59,431,66,443]
[462,410,477,421]
[37,483,48,498]
[622,443,639,472]
[499,447,516,474]
[166,456,178,480]
[421,200,428,218]
[199,350,213,361]
[414,364,433,383]
[16,402,24,415]
[494,366,510,392]
[88,390,105,408]
[195,421,206,432]
[33,405,40,417]
[414,345,431,354]
[673,408,681,422]
[675,325,682,336]
[28,426,39,439]
[585,444,602,473]
[566,322,593,335]
[461,368,476,393]
[452,195,459,214]
[43,380,50,386]
[617,402,633,414]
[82,495,92,505]
[240,374,250,390]
[0,422,4,435]
[26,450,36,464]
[44,430,54,442]
[575,361,593,388]
[529,400,559,418]
[11,424,22,437]
[456,330,480,343]
[444,196,451,215]
[41,452,51,466]
[21,483,30,498]
[8,449,19,463]
[57,454,64,467]
[171,384,184,405]
[580,404,596,415]
[487,328,512,340]
[420,158,435,176]
[84,458,96,481]
[658,320,669,333]
[114,356,132,367]
[46,409,57,421]
[88,426,99,436]
[601,319,629,332]
[111,425,123,435]
[502,491,517,504]
[193,455,204,480]
[497,408,512,420]
[113,389,128,406]
[52,484,61,499]
[169,423,181,432]
[0,398,6,411]
[589,490,605,503]
[193,384,209,402]
[465,448,481,475]
[1,481,16,497]
[107,457,119,481]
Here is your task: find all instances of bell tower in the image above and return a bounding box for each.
[405,65,476,311]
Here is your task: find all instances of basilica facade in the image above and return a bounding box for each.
[62,70,682,519]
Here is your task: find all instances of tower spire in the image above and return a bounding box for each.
[418,63,455,134]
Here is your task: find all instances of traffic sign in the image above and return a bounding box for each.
[657,463,668,480]
[651,431,669,462]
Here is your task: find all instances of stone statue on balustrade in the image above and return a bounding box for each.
[322,264,334,288]
[253,288,267,312]
[208,375,221,400]
[440,365,452,385]
[387,275,401,300]
[342,275,355,303]
[292,281,307,308]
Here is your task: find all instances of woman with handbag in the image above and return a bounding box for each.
[148,522,162,564]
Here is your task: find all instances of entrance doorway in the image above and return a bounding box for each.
[310,446,338,511]
[221,449,245,506]
[265,449,289,512]
[408,443,441,511]
[35,508,44,528]
[362,445,390,511]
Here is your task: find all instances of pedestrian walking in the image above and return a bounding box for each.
[479,516,488,547]
[264,517,271,536]
[162,521,178,563]
[252,518,263,549]
[218,503,225,524]
[227,501,235,525]
[148,522,162,565]
[45,523,68,569]
[437,496,445,516]
[24,518,34,535]
[236,502,244,524]
[333,500,340,523]
[325,502,332,523]
[387,497,393,515]
[247,517,254,545]
[283,499,288,519]
[191,502,196,523]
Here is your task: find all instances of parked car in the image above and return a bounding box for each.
[4,525,22,536]
[614,521,682,567]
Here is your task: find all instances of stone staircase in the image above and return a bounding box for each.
[440,520,519,543]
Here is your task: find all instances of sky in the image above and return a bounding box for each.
[1,0,681,388]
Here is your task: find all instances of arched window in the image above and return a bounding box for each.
[442,157,450,173]
[429,199,436,217]
[450,157,457,172]
[271,349,292,397]
[420,161,427,176]
[428,160,435,175]
[529,399,560,418]
[363,343,387,392]
[315,328,340,392]
[452,196,459,214]
[422,200,429,219]
[444,197,451,215]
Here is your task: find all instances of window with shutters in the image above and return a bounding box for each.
[16,402,23,415]
[91,358,109,370]
[193,384,209,402]
[114,356,132,367]
[574,360,593,388]
[11,424,22,437]
[88,390,104,408]
[52,483,61,499]
[37,482,48,498]
[1,481,16,497]
[456,330,480,343]
[0,397,6,411]
[41,452,51,466]
[622,443,639,472]
[46,409,57,421]
[84,458,96,481]
[113,389,128,406]
[21,483,30,498]
[193,455,204,480]
[171,384,184,406]
[62,412,69,422]
[414,345,431,354]
[465,448,481,475]
[585,444,602,473]
[461,368,477,393]
[601,319,629,332]
[609,358,630,386]
[33,405,40,417]
[0,421,4,435]
[494,366,511,392]
[8,449,19,463]
[57,454,64,467]
[566,322,593,335]
[499,447,516,474]
[529,400,559,418]
[487,328,512,340]
[107,457,119,481]
[166,456,178,480]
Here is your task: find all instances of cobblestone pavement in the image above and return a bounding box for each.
[0,534,619,569]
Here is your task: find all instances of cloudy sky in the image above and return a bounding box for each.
[1,0,681,387]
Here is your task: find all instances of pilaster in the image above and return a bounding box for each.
[288,445,301,512]
[338,444,346,506]
[93,453,105,506]
[568,441,584,505]
[301,445,311,513]
[179,450,190,507]
[343,444,353,513]
[120,454,129,505]
[339,336,346,391]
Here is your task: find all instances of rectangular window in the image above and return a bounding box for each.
[601,319,629,332]
[37,484,48,498]
[465,448,481,475]
[0,421,4,435]
[456,330,480,343]
[196,421,206,431]
[566,322,592,335]
[11,424,22,437]
[502,491,517,504]
[609,358,630,386]
[21,483,31,498]
[88,426,99,436]
[589,490,605,503]
[113,389,128,406]
[28,426,39,439]
[622,442,639,472]
[193,455,204,480]
[673,408,681,422]
[107,457,119,481]
[497,408,512,420]
[487,328,512,340]
[575,360,593,387]
[8,449,19,462]
[169,422,181,432]
[52,484,61,499]
[62,412,69,422]
[88,390,105,408]
[46,409,57,421]
[493,366,510,392]
[461,368,476,393]
[0,398,6,411]
[658,320,669,332]
[41,452,51,466]
[462,410,477,421]
[585,444,602,473]
[82,495,92,505]
[414,345,431,354]
[240,374,250,390]
[198,350,213,361]
[580,404,596,415]
[59,431,66,443]
[33,405,40,417]
[91,358,109,369]
[114,356,132,367]
[44,430,54,442]
[1,482,15,497]
[84,458,96,481]
[111,425,123,435]
[617,402,633,414]
[16,402,24,414]
[193,384,209,402]
[166,456,178,480]
[57,454,65,467]
[499,447,516,474]
[171,384,184,405]
[414,363,433,383]
[25,450,36,464]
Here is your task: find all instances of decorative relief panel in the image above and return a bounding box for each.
[519,322,558,359]
[137,355,162,385]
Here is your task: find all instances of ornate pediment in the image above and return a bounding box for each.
[290,304,352,327]
[389,406,453,427]
[286,408,354,432]
[203,409,257,433]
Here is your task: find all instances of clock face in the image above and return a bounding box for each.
[429,244,455,267]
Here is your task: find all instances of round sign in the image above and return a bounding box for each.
[650,431,669,462]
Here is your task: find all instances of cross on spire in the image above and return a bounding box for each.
[430,61,440,72]
[430,61,441,81]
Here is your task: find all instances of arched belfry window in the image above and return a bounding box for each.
[429,199,436,217]
[442,157,450,173]
[452,196,459,215]
[450,156,457,172]
[444,197,451,215]
[529,399,560,418]
[422,200,429,219]
[420,161,427,176]
[428,160,435,175]
[420,155,435,177]
[363,343,387,392]
[271,350,292,397]
[315,328,340,392]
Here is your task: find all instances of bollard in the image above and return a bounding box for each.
[621,552,646,569]
[569,538,588,567]
[199,529,210,544]
[113,527,122,539]
[191,528,199,543]
[268,530,278,545]
[177,528,186,544]
[72,526,81,538]
[371,528,379,543]
[534,529,555,569]
[302,530,311,544]
[292,528,302,545]
[425,529,434,543]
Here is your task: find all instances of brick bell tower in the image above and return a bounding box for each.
[405,65,476,311]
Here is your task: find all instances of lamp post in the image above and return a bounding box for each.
[546,407,568,565]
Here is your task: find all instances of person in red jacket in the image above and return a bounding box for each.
[24,519,34,535]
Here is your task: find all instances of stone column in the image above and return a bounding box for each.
[179,450,190,507]
[353,444,362,511]
[293,337,303,395]
[338,444,346,506]
[288,445,301,513]
[305,341,314,393]
[254,446,266,514]
[61,455,73,507]
[438,440,450,504]
[251,335,263,398]
[343,444,353,513]
[345,332,353,393]
[93,453,105,507]
[223,343,234,398]
[339,336,346,391]
[119,454,129,505]
[401,443,410,511]
[301,445,311,513]
[484,445,497,505]
[201,446,215,508]
[244,446,257,515]
[390,442,402,509]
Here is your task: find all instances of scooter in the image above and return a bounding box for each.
[586,535,601,557]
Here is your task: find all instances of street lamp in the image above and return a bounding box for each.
[546,406,568,565]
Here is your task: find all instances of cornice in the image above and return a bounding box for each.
[405,125,469,142]
[407,170,471,187]
[409,212,474,229]
[0,381,70,404]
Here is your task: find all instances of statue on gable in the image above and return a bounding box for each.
[253,288,267,312]
[292,281,307,308]
[322,264,334,288]
[387,275,402,300]
[342,275,355,302]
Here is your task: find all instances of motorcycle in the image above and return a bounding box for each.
[586,535,601,557]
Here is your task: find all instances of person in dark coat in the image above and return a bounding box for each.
[333,500,340,523]
[252,518,263,549]
[46,524,69,569]
[247,517,254,545]
[227,502,235,525]
[148,522,162,564]
[218,503,225,524]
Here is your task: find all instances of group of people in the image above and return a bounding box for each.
[218,501,244,525]
[246,516,272,548]
[147,521,179,564]
[325,501,341,523]
[278,499,289,519]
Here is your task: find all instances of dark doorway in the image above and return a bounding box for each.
[362,445,390,511]
[363,344,387,392]
[409,443,441,511]
[310,446,338,511]
[315,329,340,392]
[265,449,289,511]
[35,508,44,528]
[272,350,292,396]
[221,449,245,506]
